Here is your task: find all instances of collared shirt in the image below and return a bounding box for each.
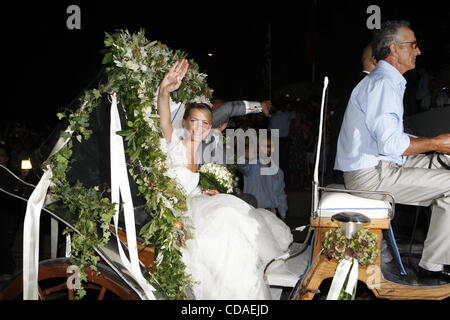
[335,60,411,172]
[238,160,288,217]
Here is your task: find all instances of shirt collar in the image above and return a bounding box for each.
[376,60,407,87]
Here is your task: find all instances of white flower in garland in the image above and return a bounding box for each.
[124,60,140,72]
[164,168,178,180]
[157,193,174,210]
[143,111,159,131]
[159,137,168,155]
[125,47,133,59]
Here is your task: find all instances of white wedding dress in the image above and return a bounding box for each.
[164,129,293,300]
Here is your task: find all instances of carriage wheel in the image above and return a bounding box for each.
[0,258,140,300]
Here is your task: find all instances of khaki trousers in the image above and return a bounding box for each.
[343,154,450,266]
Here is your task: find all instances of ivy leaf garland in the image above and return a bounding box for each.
[47,29,212,299]
[47,92,116,300]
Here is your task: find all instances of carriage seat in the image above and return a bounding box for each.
[317,184,391,220]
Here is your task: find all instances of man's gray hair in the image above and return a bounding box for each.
[372,20,411,61]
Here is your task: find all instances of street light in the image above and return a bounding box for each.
[21,159,32,170]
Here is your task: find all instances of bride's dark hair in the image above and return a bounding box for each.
[183,103,213,125]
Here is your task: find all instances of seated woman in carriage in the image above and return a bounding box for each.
[156,59,293,299]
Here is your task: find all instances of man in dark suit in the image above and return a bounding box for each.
[212,100,271,130]
[361,43,377,76]
[206,100,272,208]
[199,99,271,165]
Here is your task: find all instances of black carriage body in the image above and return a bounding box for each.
[30,72,151,232]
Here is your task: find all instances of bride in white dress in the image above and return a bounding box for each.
[157,59,293,300]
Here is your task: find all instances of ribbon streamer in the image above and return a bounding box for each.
[326,258,359,300]
[65,234,72,258]
[22,111,80,300]
[110,93,156,300]
[23,94,158,300]
[345,258,359,297]
[22,169,53,300]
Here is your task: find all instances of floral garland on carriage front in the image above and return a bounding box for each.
[48,29,212,299]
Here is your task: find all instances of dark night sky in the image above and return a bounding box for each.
[2,0,449,130]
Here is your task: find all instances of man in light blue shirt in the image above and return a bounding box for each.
[335,59,411,171]
[335,20,450,280]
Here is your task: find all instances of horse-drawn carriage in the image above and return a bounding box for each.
[0,30,449,300]
[0,161,308,300]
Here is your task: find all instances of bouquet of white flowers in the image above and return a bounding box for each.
[199,163,237,194]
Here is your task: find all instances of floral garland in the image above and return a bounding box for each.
[322,228,378,266]
[48,29,212,299]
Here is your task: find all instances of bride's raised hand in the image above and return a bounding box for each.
[160,59,189,94]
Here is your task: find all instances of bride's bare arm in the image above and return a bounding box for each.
[157,59,189,142]
[157,90,173,142]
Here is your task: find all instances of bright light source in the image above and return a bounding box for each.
[207,53,214,57]
[21,159,32,170]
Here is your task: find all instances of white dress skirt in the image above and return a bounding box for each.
[164,130,293,299]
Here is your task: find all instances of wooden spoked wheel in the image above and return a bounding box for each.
[0,258,140,300]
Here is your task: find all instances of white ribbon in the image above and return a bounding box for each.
[65,234,72,258]
[345,258,359,297]
[326,258,359,300]
[110,93,157,300]
[22,169,52,300]
[22,106,82,300]
[22,96,156,300]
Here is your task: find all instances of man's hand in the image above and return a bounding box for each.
[404,133,450,156]
[216,122,228,132]
[202,189,220,196]
[261,100,272,117]
[434,133,450,155]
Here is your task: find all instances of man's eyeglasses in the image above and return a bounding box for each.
[397,41,419,49]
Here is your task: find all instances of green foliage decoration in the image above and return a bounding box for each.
[322,228,378,267]
[47,29,212,299]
